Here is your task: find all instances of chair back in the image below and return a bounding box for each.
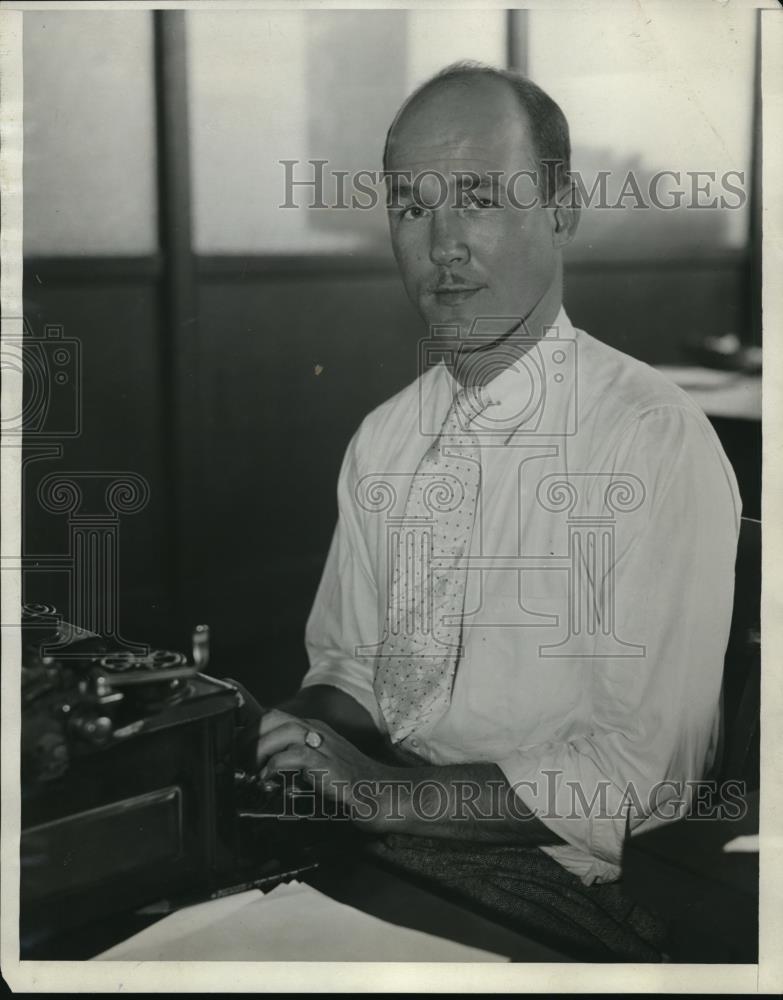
[715,516,761,790]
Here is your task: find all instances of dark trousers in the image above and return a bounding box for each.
[363,833,669,962]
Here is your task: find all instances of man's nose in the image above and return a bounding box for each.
[429,210,469,267]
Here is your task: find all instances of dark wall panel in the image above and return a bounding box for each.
[565,258,746,364]
[22,277,170,647]
[181,273,421,699]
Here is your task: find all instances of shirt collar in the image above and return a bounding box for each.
[445,306,577,443]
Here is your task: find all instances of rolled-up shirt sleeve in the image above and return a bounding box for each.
[495,403,742,882]
[301,425,385,729]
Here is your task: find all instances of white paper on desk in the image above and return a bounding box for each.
[93,880,508,962]
[723,834,760,853]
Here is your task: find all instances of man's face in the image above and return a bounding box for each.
[385,77,561,341]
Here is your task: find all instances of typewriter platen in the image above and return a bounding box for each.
[19,604,349,958]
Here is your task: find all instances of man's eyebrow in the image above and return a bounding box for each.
[386,175,413,193]
[457,174,500,190]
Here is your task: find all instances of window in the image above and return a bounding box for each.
[186,9,507,255]
[23,11,158,256]
[527,5,755,260]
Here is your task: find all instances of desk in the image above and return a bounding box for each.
[654,366,762,518]
[51,818,758,963]
[48,849,566,962]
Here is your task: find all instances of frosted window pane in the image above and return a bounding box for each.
[23,11,158,256]
[406,10,507,90]
[528,6,754,259]
[188,10,506,254]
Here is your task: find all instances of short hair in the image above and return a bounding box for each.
[382,61,571,203]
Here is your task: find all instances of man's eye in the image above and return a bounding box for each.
[463,196,500,210]
[399,204,429,220]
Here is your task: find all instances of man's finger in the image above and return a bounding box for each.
[256,720,309,767]
[263,747,319,778]
[258,708,298,737]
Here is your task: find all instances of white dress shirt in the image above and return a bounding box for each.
[302,307,742,884]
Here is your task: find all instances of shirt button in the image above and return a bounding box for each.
[410,738,419,748]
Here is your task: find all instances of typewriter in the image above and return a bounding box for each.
[19,604,353,958]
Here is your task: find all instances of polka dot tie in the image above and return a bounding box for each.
[374,386,488,744]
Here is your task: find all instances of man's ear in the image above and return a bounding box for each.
[552,204,580,248]
[549,180,580,248]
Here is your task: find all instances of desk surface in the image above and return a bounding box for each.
[46,849,566,962]
[53,812,758,964]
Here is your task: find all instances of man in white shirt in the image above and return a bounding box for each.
[256,64,741,959]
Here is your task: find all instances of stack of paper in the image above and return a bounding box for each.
[94,880,508,962]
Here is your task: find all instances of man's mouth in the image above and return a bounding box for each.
[431,283,485,305]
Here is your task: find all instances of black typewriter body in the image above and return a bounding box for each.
[19,605,342,958]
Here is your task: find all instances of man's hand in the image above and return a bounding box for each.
[256,708,395,825]
[275,684,390,759]
[256,703,563,846]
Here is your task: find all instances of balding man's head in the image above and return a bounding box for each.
[384,62,571,204]
[382,61,579,345]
